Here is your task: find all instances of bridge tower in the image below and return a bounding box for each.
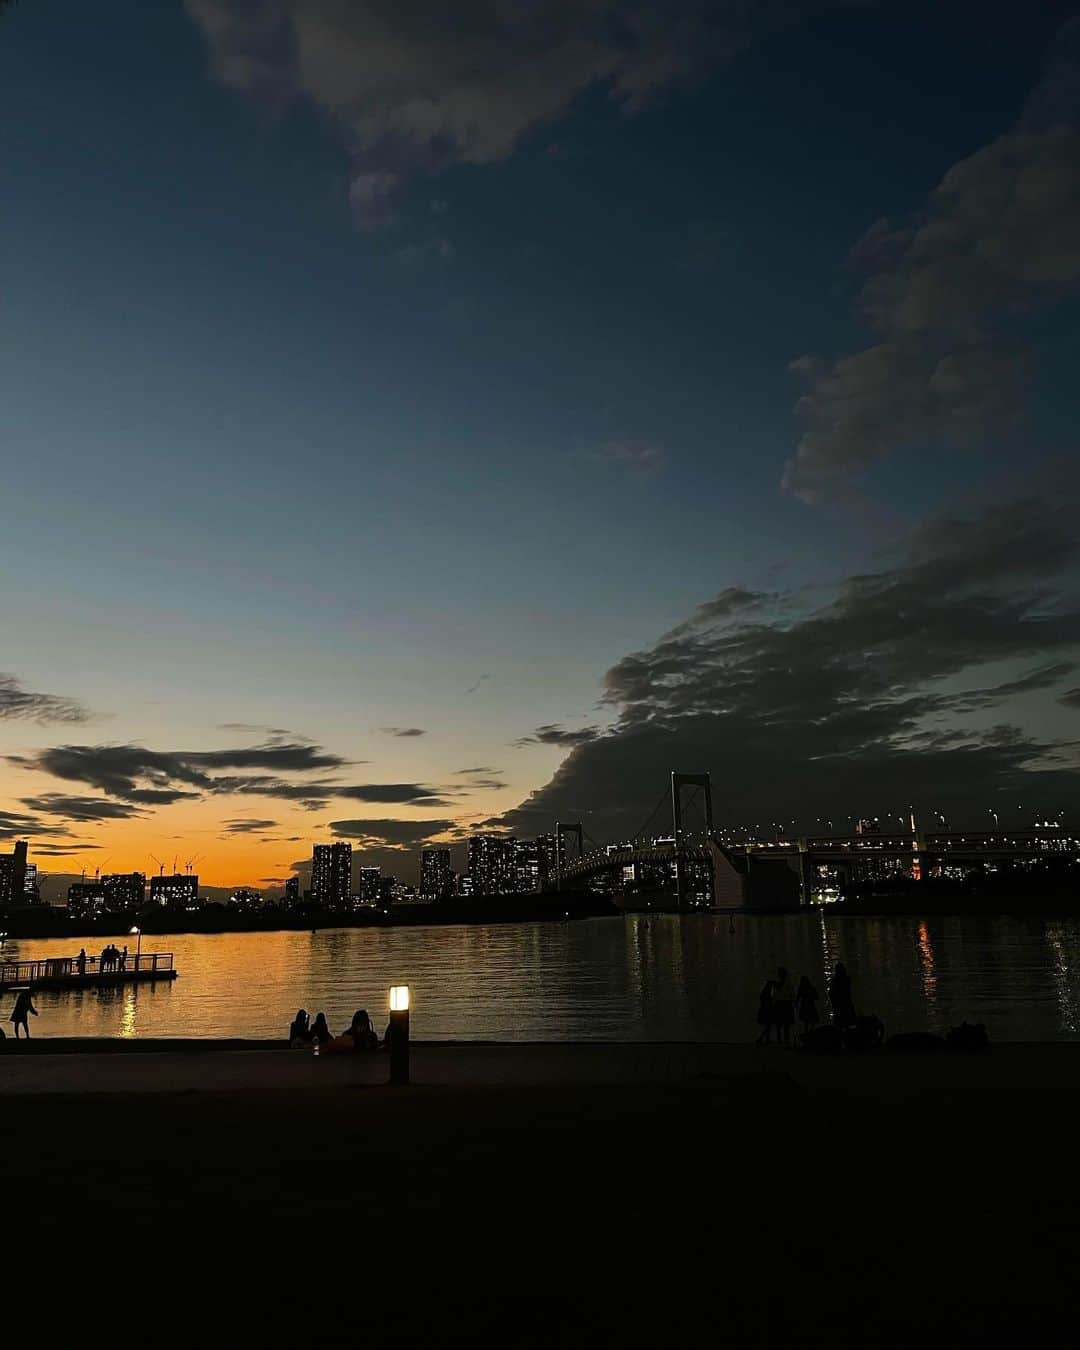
[553,821,584,891]
[671,772,714,909]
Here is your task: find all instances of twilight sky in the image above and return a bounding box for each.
[2,0,1079,894]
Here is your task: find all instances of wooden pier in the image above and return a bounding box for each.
[0,953,177,995]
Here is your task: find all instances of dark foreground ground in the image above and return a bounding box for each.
[3,1043,1076,1340]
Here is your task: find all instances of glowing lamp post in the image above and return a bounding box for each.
[388,985,410,1085]
[130,926,142,972]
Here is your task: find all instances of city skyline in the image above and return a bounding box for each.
[2,1,1079,895]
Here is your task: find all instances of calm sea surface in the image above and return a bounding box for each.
[4,912,1080,1041]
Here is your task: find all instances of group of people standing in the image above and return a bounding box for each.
[79,945,128,975]
[756,961,856,1045]
[288,1008,382,1053]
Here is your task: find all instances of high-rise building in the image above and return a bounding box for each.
[467,834,518,896]
[537,833,561,889]
[102,872,145,912]
[230,887,261,909]
[0,840,29,907]
[284,876,301,908]
[419,848,452,899]
[150,873,199,909]
[358,866,381,904]
[514,838,542,893]
[67,880,107,920]
[311,843,352,908]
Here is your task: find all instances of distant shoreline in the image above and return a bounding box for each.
[2,889,1078,941]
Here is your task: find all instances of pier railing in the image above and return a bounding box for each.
[0,953,174,986]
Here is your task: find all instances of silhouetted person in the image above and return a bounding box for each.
[755,978,774,1044]
[288,1009,311,1046]
[311,1013,332,1045]
[76,948,86,976]
[772,966,795,1045]
[346,1009,378,1051]
[796,975,819,1034]
[119,946,128,972]
[830,962,856,1027]
[10,989,38,1039]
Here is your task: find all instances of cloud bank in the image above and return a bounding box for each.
[784,20,1080,502]
[502,497,1080,838]
[186,0,853,225]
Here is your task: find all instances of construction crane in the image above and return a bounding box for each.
[185,854,203,875]
[149,854,166,877]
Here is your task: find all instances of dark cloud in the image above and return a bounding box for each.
[663,587,771,638]
[513,724,601,748]
[30,843,105,857]
[333,783,448,804]
[465,674,490,694]
[327,818,456,848]
[185,1,833,227]
[19,795,146,823]
[502,498,1080,838]
[1061,688,1080,709]
[0,673,89,725]
[222,818,278,834]
[380,727,427,737]
[0,810,50,841]
[7,742,351,808]
[454,766,501,775]
[784,22,1080,502]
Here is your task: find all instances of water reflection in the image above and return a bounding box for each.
[917,919,937,1009]
[3,914,1080,1041]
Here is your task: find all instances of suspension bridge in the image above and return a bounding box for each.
[546,772,1080,911]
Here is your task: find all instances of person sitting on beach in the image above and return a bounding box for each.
[771,966,796,1045]
[345,1010,378,1051]
[10,989,38,1039]
[796,975,820,1035]
[288,1009,311,1047]
[310,1012,332,1045]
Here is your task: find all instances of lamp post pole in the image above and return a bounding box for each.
[389,985,410,1085]
[130,926,142,972]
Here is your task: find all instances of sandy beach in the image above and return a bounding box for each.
[3,1037,1078,1338]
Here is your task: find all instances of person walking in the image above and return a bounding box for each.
[829,961,856,1027]
[796,975,820,1036]
[10,989,38,1039]
[771,967,796,1045]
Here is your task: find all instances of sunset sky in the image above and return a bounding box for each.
[2,1,1079,895]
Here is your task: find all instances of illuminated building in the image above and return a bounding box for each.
[514,838,542,893]
[311,842,352,909]
[420,848,452,900]
[284,876,301,908]
[103,872,145,912]
[67,880,107,919]
[467,834,518,896]
[0,840,29,907]
[150,873,199,909]
[358,866,381,904]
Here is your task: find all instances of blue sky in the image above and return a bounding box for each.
[1,0,1078,884]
